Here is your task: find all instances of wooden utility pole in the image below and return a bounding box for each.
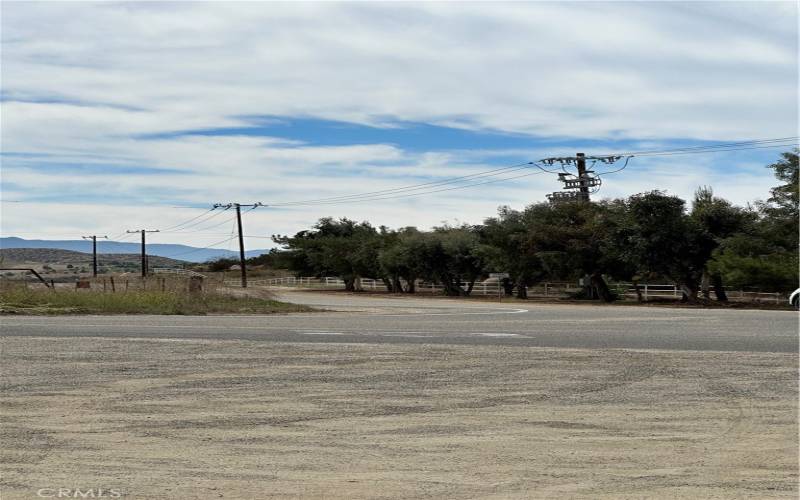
[235,204,247,288]
[81,235,107,277]
[213,202,263,288]
[576,152,590,202]
[126,229,159,278]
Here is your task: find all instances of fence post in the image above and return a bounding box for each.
[644,284,649,301]
[110,276,116,293]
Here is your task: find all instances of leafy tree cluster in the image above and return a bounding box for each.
[270,152,798,301]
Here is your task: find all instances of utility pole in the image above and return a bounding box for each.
[576,152,590,202]
[213,202,263,288]
[126,229,159,278]
[543,152,613,203]
[81,235,107,277]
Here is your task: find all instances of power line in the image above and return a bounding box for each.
[159,236,238,259]
[283,169,548,206]
[164,206,229,232]
[266,165,549,207]
[168,214,239,233]
[266,161,537,207]
[626,143,798,157]
[599,137,798,158]
[158,207,216,232]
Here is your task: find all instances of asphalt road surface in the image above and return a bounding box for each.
[2,291,797,352]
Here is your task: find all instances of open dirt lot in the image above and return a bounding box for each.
[1,335,797,499]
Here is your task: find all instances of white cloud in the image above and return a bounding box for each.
[0,1,796,245]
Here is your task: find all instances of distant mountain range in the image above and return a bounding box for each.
[0,237,270,263]
[0,248,188,268]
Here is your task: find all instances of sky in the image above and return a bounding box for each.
[1,1,798,250]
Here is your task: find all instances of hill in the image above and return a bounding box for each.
[0,248,188,269]
[0,237,270,263]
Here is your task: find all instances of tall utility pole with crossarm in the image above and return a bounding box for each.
[213,202,263,288]
[543,152,620,203]
[81,234,107,277]
[126,229,159,278]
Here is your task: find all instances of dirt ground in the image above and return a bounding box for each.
[0,337,797,499]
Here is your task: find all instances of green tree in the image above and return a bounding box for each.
[690,186,750,300]
[623,191,712,301]
[479,206,544,298]
[709,151,799,292]
[273,217,381,291]
[378,227,423,293]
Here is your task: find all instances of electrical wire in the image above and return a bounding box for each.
[281,169,548,206]
[266,161,538,207]
[595,156,632,177]
[165,207,229,232]
[158,207,216,232]
[169,214,238,233]
[159,236,238,259]
[228,216,237,252]
[627,143,798,157]
[597,137,798,158]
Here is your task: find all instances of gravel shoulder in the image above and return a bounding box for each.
[1,336,797,499]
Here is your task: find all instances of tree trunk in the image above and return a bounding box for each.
[590,272,614,302]
[632,278,644,302]
[700,270,711,299]
[382,277,394,292]
[344,276,355,292]
[406,277,416,294]
[436,272,462,296]
[680,278,699,303]
[465,279,476,296]
[501,278,514,296]
[711,273,728,302]
[514,273,528,299]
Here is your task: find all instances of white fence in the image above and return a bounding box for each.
[223,276,786,303]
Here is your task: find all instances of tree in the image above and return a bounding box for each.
[708,151,799,292]
[421,226,486,296]
[387,225,487,296]
[521,201,620,301]
[690,186,750,300]
[479,206,543,298]
[623,191,712,302]
[273,218,381,291]
[378,227,422,293]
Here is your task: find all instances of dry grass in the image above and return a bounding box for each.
[0,283,313,315]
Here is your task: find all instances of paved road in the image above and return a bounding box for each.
[2,291,797,352]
